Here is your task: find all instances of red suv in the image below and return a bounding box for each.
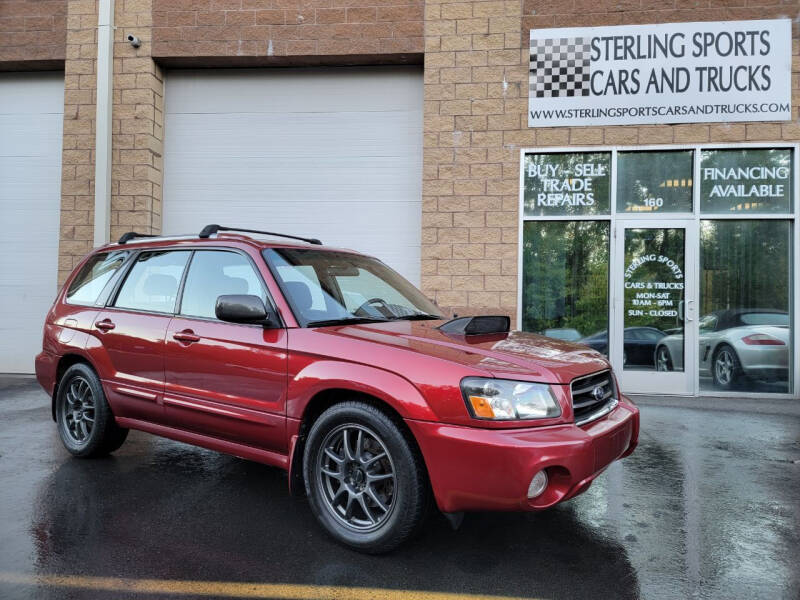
[36,225,639,553]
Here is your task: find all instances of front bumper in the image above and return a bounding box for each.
[406,395,639,513]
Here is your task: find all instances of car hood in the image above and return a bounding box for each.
[315,319,610,384]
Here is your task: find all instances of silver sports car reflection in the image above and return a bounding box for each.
[654,309,790,390]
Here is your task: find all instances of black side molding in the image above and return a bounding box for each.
[438,315,510,336]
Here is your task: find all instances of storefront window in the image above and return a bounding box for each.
[521,221,609,350]
[699,220,793,393]
[520,145,796,396]
[700,148,793,214]
[523,152,611,217]
[617,150,693,213]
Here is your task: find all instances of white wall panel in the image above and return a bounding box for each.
[0,73,63,373]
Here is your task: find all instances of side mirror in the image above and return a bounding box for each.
[215,294,273,325]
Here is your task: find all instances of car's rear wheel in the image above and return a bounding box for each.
[56,363,128,458]
[656,346,673,372]
[712,344,742,390]
[303,401,428,553]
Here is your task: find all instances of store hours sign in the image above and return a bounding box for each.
[529,19,791,127]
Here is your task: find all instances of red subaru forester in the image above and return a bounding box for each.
[36,225,639,553]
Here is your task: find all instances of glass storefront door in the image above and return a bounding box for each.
[612,221,697,395]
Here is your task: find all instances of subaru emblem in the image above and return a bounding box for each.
[592,385,605,402]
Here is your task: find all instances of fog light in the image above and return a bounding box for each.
[527,470,548,499]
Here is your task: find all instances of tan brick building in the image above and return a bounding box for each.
[1,0,798,397]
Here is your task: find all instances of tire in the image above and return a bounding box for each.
[55,363,129,458]
[303,401,428,553]
[712,344,742,391]
[655,345,673,372]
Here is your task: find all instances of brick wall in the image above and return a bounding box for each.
[0,0,67,70]
[151,0,425,66]
[111,0,163,242]
[58,0,98,284]
[421,0,525,322]
[420,0,800,325]
[58,0,164,284]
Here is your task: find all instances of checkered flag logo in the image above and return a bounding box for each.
[530,37,591,98]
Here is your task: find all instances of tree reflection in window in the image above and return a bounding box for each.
[522,221,609,350]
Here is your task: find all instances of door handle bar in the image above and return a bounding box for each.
[173,330,200,343]
[95,319,115,331]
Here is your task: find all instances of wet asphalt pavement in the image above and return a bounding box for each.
[0,377,798,600]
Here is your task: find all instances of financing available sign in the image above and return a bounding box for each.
[528,19,791,127]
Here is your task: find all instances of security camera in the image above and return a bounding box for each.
[127,34,141,48]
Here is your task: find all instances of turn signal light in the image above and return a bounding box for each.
[742,334,785,346]
[468,395,496,418]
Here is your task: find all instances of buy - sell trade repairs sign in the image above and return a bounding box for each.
[528,19,791,127]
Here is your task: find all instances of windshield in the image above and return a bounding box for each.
[263,248,443,327]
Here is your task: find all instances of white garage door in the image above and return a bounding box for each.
[0,73,63,373]
[163,67,423,283]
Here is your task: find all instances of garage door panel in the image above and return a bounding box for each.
[167,114,421,162]
[166,68,422,114]
[0,73,63,373]
[168,158,421,190]
[164,67,423,284]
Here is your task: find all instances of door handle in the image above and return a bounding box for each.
[173,329,200,344]
[687,300,695,322]
[95,319,115,332]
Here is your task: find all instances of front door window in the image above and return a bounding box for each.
[613,221,696,395]
[622,227,686,372]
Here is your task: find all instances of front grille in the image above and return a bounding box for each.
[570,370,616,425]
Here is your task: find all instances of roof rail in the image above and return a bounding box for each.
[118,231,158,244]
[198,224,322,245]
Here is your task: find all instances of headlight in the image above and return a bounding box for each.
[461,377,561,420]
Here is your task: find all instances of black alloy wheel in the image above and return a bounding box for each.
[56,363,129,458]
[303,401,428,553]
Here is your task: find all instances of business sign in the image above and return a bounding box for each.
[529,19,791,127]
[625,253,684,320]
[523,152,610,216]
[700,148,793,213]
[623,229,686,341]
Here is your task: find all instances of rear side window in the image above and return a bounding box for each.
[740,312,789,326]
[180,251,267,319]
[114,251,191,314]
[66,251,129,306]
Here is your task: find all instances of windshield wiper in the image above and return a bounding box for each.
[388,313,443,321]
[306,316,388,328]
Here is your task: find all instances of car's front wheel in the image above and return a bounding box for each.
[55,363,128,458]
[303,401,428,553]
